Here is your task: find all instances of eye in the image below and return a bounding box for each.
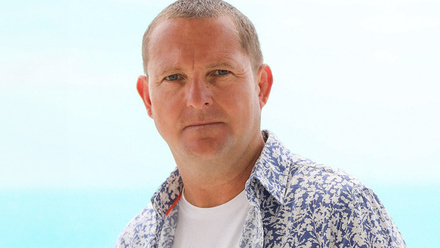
[216,70,230,76]
[164,74,180,81]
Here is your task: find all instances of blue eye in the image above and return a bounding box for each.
[165,74,179,81]
[217,70,230,75]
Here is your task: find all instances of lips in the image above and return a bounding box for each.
[184,121,223,130]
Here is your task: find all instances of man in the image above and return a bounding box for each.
[117,0,405,247]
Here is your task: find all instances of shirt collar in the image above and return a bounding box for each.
[151,169,183,218]
[246,130,292,205]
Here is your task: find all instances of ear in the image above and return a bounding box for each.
[256,64,273,109]
[136,75,154,118]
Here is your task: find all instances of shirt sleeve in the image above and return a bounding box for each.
[332,185,406,247]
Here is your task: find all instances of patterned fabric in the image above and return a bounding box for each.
[116,130,406,248]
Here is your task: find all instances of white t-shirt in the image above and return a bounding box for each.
[173,189,250,248]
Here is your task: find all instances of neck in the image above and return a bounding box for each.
[175,133,265,208]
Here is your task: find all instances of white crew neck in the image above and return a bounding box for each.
[173,189,250,248]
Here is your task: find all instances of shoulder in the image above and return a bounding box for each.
[115,203,158,248]
[284,157,406,247]
[289,157,366,198]
[285,157,379,213]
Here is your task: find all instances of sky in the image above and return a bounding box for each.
[1,0,439,190]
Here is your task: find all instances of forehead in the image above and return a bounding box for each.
[149,15,239,46]
[147,16,248,72]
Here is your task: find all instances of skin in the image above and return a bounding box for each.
[137,15,273,207]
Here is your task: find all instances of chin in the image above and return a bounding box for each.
[181,136,231,159]
[178,124,232,155]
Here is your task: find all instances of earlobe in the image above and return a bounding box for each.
[257,64,273,109]
[136,75,154,118]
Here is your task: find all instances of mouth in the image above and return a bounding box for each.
[184,122,223,130]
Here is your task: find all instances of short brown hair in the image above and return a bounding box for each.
[142,0,263,73]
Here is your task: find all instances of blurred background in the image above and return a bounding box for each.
[1,0,439,247]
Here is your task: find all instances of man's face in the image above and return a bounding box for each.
[138,16,272,161]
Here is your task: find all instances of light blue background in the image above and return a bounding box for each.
[1,0,439,247]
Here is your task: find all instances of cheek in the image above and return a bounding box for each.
[221,84,260,118]
[151,87,180,111]
[151,94,180,140]
[150,90,182,129]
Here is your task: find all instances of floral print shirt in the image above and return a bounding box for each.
[116,130,406,247]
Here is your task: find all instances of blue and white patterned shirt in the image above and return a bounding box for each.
[116,131,406,247]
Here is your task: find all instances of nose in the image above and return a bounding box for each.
[186,77,213,109]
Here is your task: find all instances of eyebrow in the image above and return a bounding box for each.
[154,60,243,77]
[157,66,184,77]
[206,61,239,69]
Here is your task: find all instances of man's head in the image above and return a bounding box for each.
[137,0,273,164]
[142,0,263,74]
